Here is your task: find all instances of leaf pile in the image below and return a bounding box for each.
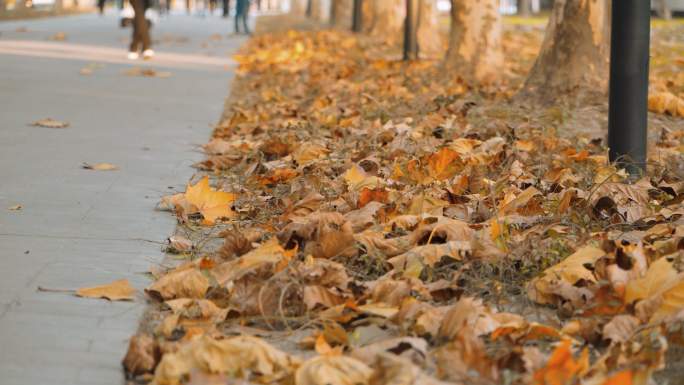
[125,26,684,385]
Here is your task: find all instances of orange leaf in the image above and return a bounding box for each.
[602,371,633,385]
[534,340,587,385]
[358,187,388,208]
[427,148,462,180]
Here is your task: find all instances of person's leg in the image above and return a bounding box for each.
[222,0,228,17]
[234,0,241,33]
[130,0,150,52]
[242,0,249,34]
[98,0,105,14]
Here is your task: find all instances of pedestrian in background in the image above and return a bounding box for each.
[128,0,154,59]
[222,0,230,17]
[98,0,106,14]
[234,0,250,34]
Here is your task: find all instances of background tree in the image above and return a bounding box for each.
[517,0,532,16]
[416,0,442,59]
[310,0,331,23]
[655,0,672,20]
[367,0,404,44]
[331,0,352,28]
[521,0,611,99]
[445,0,503,83]
[291,0,308,16]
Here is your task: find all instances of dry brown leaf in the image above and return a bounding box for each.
[202,138,235,155]
[76,279,135,301]
[31,118,69,128]
[295,355,373,385]
[146,266,209,300]
[388,241,471,278]
[293,143,329,165]
[82,162,119,171]
[438,297,500,340]
[649,91,684,117]
[602,315,640,344]
[528,246,604,305]
[7,204,22,211]
[211,237,289,285]
[167,235,193,253]
[303,285,347,310]
[279,212,356,259]
[165,298,228,323]
[48,31,67,41]
[122,334,159,377]
[153,335,299,385]
[125,67,172,78]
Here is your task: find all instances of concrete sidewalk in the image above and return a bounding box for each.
[0,12,246,385]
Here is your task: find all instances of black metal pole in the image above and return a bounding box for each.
[352,0,362,32]
[403,0,418,60]
[608,0,651,176]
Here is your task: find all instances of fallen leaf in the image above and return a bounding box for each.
[82,162,119,171]
[153,335,299,385]
[602,315,640,344]
[295,354,372,385]
[7,204,22,211]
[624,257,681,305]
[122,334,159,377]
[125,67,172,78]
[48,31,67,41]
[31,118,69,128]
[533,340,588,385]
[528,246,604,305]
[146,266,209,300]
[167,235,193,253]
[184,176,236,225]
[76,279,135,301]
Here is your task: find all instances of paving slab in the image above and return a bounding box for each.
[0,11,246,385]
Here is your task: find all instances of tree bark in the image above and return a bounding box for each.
[517,0,532,16]
[417,0,442,59]
[291,0,307,15]
[655,0,672,20]
[445,0,503,83]
[331,0,352,28]
[310,0,331,22]
[367,0,404,45]
[520,0,610,99]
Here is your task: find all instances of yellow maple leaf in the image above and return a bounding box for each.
[184,176,237,225]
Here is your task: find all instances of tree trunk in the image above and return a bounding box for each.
[331,0,352,28]
[417,0,442,59]
[520,0,610,99]
[291,0,307,15]
[655,0,672,20]
[367,0,404,45]
[310,0,331,23]
[445,0,503,83]
[517,0,532,16]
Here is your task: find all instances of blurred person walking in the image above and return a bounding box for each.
[128,0,154,60]
[234,0,250,34]
[222,0,230,17]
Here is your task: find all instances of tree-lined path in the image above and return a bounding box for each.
[0,12,245,385]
